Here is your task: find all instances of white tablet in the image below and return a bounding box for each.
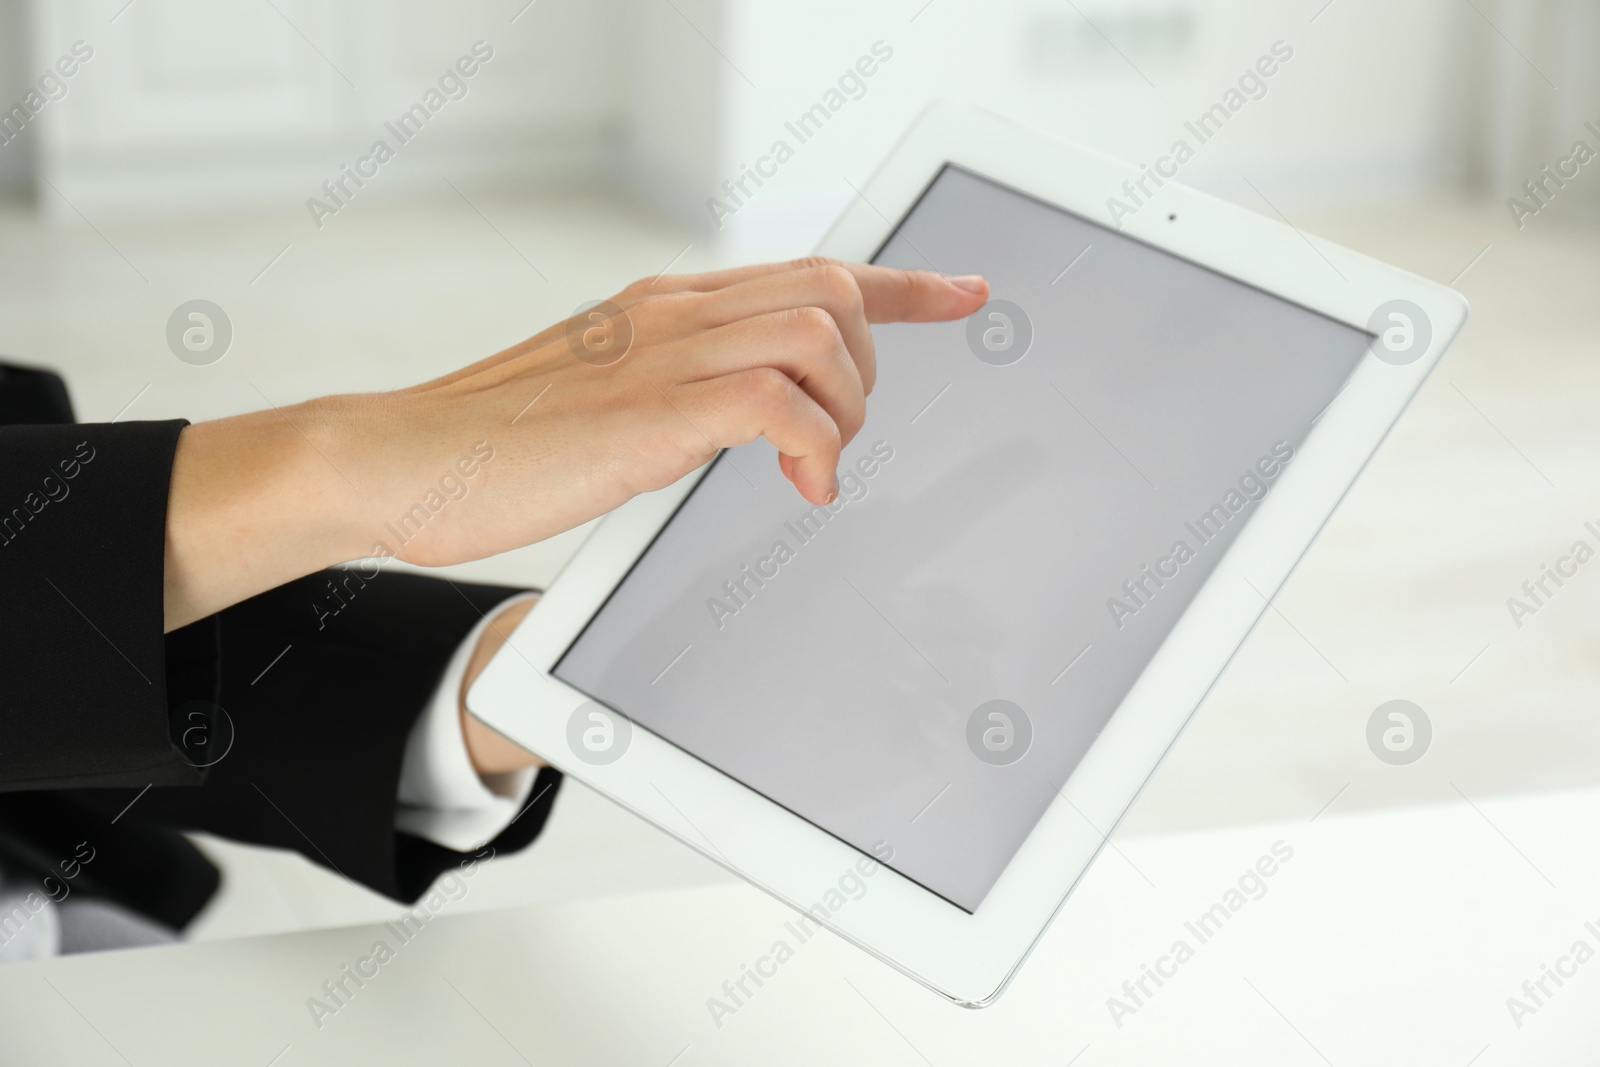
[466,102,1467,1006]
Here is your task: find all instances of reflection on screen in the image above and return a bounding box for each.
[555,166,1370,911]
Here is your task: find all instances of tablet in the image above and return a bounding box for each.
[466,103,1467,1006]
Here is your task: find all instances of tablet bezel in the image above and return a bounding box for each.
[466,101,1468,1006]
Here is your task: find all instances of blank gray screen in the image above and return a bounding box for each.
[555,166,1368,912]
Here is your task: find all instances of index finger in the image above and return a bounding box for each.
[644,256,987,324]
[841,262,988,323]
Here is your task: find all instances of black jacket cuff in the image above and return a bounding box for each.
[0,420,202,791]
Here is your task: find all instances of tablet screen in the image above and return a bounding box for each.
[555,165,1370,912]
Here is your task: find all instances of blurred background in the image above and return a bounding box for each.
[1,0,1597,949]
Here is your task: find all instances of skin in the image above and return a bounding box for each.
[161,257,988,775]
[459,596,540,776]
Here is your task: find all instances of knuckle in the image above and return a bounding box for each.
[625,289,691,331]
[840,404,866,442]
[745,367,796,408]
[820,418,844,451]
[892,267,921,302]
[627,289,675,320]
[815,263,862,310]
[787,305,843,347]
[790,255,837,274]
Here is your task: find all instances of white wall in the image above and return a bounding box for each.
[22,0,627,220]
[1449,0,1600,223]
[623,0,1464,255]
[11,0,1466,234]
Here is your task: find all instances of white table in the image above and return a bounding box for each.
[3,785,1596,1066]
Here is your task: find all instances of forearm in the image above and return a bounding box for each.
[163,398,363,632]
[459,596,543,774]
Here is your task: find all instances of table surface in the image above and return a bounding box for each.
[3,783,1596,1066]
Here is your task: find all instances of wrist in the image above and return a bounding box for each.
[459,596,542,776]
[163,395,369,630]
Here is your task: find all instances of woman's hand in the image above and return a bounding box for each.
[163,257,988,630]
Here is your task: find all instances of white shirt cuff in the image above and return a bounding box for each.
[395,593,539,852]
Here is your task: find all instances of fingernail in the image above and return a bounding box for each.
[948,274,987,293]
[824,478,839,505]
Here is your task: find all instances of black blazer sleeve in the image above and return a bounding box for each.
[0,418,205,792]
[118,569,562,903]
[1,392,560,905]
